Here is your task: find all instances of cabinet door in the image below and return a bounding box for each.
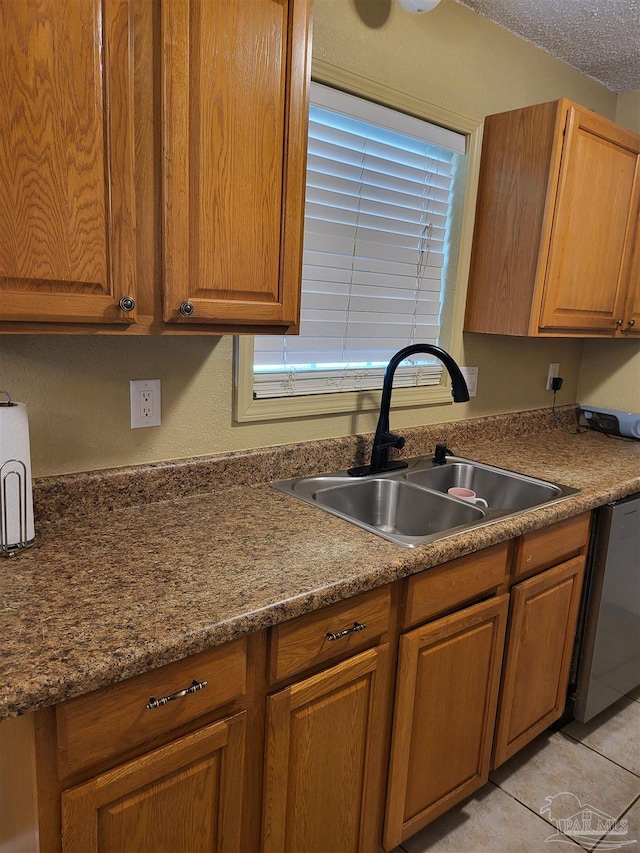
[162,0,311,328]
[493,556,585,768]
[621,220,640,336]
[0,0,136,324]
[539,106,640,333]
[61,712,245,853]
[384,595,508,849]
[262,645,390,853]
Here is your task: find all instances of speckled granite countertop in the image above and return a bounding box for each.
[1,408,639,722]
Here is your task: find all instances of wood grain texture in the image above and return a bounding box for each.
[262,645,391,853]
[464,98,640,338]
[269,585,392,683]
[0,0,136,323]
[464,100,561,336]
[402,541,509,628]
[616,149,640,336]
[492,556,585,768]
[384,595,509,848]
[0,713,40,852]
[56,637,247,779]
[540,106,640,332]
[161,0,311,326]
[61,711,246,853]
[512,511,590,581]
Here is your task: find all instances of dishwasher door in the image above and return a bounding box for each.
[573,493,640,723]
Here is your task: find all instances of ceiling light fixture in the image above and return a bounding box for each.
[397,0,442,12]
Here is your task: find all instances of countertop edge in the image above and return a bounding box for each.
[3,475,638,722]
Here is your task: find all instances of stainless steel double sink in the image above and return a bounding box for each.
[272,456,580,547]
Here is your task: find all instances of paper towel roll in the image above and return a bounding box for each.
[0,400,35,548]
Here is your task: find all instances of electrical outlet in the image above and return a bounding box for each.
[130,379,161,428]
[546,363,560,391]
[460,366,478,398]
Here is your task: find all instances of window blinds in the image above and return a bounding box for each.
[254,83,466,399]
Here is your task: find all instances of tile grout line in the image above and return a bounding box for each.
[487,780,589,850]
[592,791,640,851]
[559,729,640,779]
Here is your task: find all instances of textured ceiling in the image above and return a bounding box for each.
[452,0,640,93]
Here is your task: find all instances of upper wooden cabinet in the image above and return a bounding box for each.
[0,0,137,325]
[0,0,311,334]
[464,99,640,337]
[161,0,312,329]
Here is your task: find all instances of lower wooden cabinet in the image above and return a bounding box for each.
[262,645,391,853]
[0,514,593,853]
[493,555,586,767]
[384,595,509,849]
[61,712,246,853]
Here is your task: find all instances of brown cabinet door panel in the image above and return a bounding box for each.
[61,712,246,853]
[262,645,391,853]
[493,556,585,767]
[384,595,509,849]
[0,0,136,324]
[162,0,311,327]
[540,107,640,332]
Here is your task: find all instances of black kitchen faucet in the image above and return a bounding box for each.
[348,344,469,477]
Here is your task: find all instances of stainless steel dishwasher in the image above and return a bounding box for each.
[572,493,640,722]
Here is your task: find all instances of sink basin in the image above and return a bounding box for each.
[272,456,580,548]
[405,461,561,512]
[313,478,483,544]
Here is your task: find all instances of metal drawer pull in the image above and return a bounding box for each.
[326,621,367,642]
[146,679,208,710]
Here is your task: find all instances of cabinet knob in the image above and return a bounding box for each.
[179,301,195,317]
[119,296,135,312]
[615,319,624,326]
[628,319,636,327]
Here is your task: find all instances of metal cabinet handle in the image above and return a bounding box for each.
[326,621,367,642]
[616,319,624,326]
[147,679,208,709]
[179,301,195,316]
[628,319,636,327]
[119,296,135,312]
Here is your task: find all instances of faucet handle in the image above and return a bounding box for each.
[381,431,405,450]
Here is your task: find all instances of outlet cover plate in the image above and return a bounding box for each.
[461,366,478,398]
[546,363,560,391]
[130,379,161,428]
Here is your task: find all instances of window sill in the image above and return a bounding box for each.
[235,338,455,422]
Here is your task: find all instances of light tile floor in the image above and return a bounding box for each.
[395,690,640,852]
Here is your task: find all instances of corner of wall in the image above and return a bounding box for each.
[615,90,640,133]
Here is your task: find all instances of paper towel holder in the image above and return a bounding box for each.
[0,390,36,556]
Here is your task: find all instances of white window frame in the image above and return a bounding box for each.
[235,62,483,423]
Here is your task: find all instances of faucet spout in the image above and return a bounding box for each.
[348,344,469,477]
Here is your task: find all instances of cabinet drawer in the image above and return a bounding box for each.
[269,586,392,683]
[512,512,591,580]
[402,542,509,629]
[56,637,247,779]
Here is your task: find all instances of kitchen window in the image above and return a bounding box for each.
[235,74,481,422]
